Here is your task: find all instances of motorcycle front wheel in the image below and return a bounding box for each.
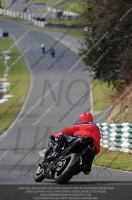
[34,166,45,182]
[54,153,80,184]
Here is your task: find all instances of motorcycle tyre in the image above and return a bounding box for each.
[54,153,80,184]
[34,167,45,182]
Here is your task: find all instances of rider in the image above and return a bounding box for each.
[43,112,101,175]
[49,47,55,55]
[49,47,55,58]
[41,44,45,53]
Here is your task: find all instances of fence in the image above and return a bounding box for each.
[47,6,80,18]
[0,8,47,27]
[97,123,132,153]
[0,7,80,28]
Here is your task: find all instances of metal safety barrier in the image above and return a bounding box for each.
[97,123,132,153]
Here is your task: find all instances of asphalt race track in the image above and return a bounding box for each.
[0,19,132,188]
[5,0,55,19]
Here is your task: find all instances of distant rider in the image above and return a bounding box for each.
[49,47,55,57]
[41,44,45,54]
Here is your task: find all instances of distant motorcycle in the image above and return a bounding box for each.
[49,48,55,57]
[34,136,93,184]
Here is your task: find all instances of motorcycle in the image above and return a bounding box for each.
[34,136,92,184]
[49,48,55,57]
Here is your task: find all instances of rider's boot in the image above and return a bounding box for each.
[82,164,92,175]
[82,145,96,175]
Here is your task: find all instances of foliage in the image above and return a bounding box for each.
[80,0,132,90]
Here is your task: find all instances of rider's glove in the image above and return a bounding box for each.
[50,135,55,141]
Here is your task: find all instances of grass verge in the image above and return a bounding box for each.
[94,147,132,171]
[33,0,51,4]
[34,0,84,13]
[41,7,47,12]
[1,15,28,22]
[1,0,7,7]
[47,19,82,25]
[0,37,30,134]
[92,79,116,111]
[29,23,85,40]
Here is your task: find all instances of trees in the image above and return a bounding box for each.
[80,0,132,89]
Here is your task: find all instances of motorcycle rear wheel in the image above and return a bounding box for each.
[34,166,45,182]
[54,153,80,184]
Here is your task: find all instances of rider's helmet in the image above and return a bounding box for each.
[41,44,45,48]
[79,112,93,123]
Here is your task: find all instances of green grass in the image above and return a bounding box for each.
[67,29,84,40]
[33,0,52,3]
[47,19,82,25]
[41,7,47,12]
[94,147,132,171]
[54,0,84,14]
[34,0,84,13]
[29,23,85,40]
[1,15,28,22]
[113,100,132,123]
[0,58,5,99]
[0,37,30,134]
[92,79,116,111]
[1,0,7,7]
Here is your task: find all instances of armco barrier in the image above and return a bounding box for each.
[0,8,82,29]
[0,8,46,27]
[0,6,79,21]
[47,6,79,17]
[97,123,132,153]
